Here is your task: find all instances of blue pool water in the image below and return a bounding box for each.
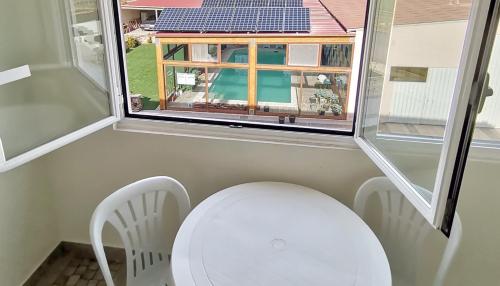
[209,49,291,103]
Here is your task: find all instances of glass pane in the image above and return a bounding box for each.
[301,72,348,118]
[207,68,249,113]
[257,44,286,65]
[473,22,500,142]
[221,45,249,63]
[288,44,319,66]
[360,0,472,200]
[0,0,111,160]
[164,66,207,111]
[321,44,353,67]
[162,44,189,61]
[192,44,218,62]
[256,70,300,116]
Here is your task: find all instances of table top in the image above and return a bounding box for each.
[172,182,391,286]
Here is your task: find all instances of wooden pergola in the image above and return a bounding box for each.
[155,35,355,118]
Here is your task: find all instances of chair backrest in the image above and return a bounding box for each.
[354,177,462,286]
[90,176,191,286]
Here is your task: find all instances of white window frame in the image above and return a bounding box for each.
[354,0,493,228]
[0,0,123,173]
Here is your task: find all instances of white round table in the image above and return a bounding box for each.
[172,182,391,286]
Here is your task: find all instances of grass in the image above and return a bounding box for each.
[126,44,159,110]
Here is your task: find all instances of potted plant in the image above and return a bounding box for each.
[318,106,326,116]
[278,115,285,124]
[313,88,343,116]
[289,114,296,124]
[331,103,343,116]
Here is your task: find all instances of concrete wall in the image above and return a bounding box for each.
[0,158,59,285]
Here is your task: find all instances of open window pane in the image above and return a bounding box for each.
[0,0,116,167]
[120,1,359,133]
[358,0,473,199]
[356,0,497,230]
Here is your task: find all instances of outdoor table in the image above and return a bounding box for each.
[171,182,391,286]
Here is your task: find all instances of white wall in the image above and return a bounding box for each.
[43,127,382,246]
[0,158,59,285]
[41,128,500,285]
[2,125,500,285]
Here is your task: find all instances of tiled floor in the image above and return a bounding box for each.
[25,242,126,286]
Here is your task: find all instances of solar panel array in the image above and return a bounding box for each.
[201,0,303,7]
[155,7,310,33]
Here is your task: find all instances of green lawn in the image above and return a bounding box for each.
[126,44,159,110]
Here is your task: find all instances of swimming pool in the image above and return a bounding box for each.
[209,49,292,104]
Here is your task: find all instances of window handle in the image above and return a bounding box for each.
[478,73,494,113]
[0,136,5,164]
[0,65,31,87]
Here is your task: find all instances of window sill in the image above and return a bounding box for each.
[114,118,359,150]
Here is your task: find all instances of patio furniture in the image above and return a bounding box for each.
[172,182,391,286]
[90,176,191,286]
[354,177,462,286]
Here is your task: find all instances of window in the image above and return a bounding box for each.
[163,44,189,61]
[389,67,428,82]
[355,0,497,233]
[2,0,496,239]
[191,44,218,62]
[0,0,120,172]
[257,44,287,65]
[221,45,249,63]
[288,44,319,67]
[321,44,353,67]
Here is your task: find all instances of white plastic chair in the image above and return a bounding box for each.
[90,176,191,286]
[354,177,462,286]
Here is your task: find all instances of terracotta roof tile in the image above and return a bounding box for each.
[320,0,471,30]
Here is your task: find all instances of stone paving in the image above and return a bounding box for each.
[25,242,126,286]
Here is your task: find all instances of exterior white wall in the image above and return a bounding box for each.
[380,21,500,127]
[0,158,59,285]
[380,21,468,119]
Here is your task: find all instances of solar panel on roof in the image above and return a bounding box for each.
[155,7,309,33]
[286,0,303,7]
[231,8,259,31]
[179,8,210,31]
[283,7,310,32]
[257,7,284,32]
[202,0,302,7]
[204,8,235,32]
[154,8,189,31]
